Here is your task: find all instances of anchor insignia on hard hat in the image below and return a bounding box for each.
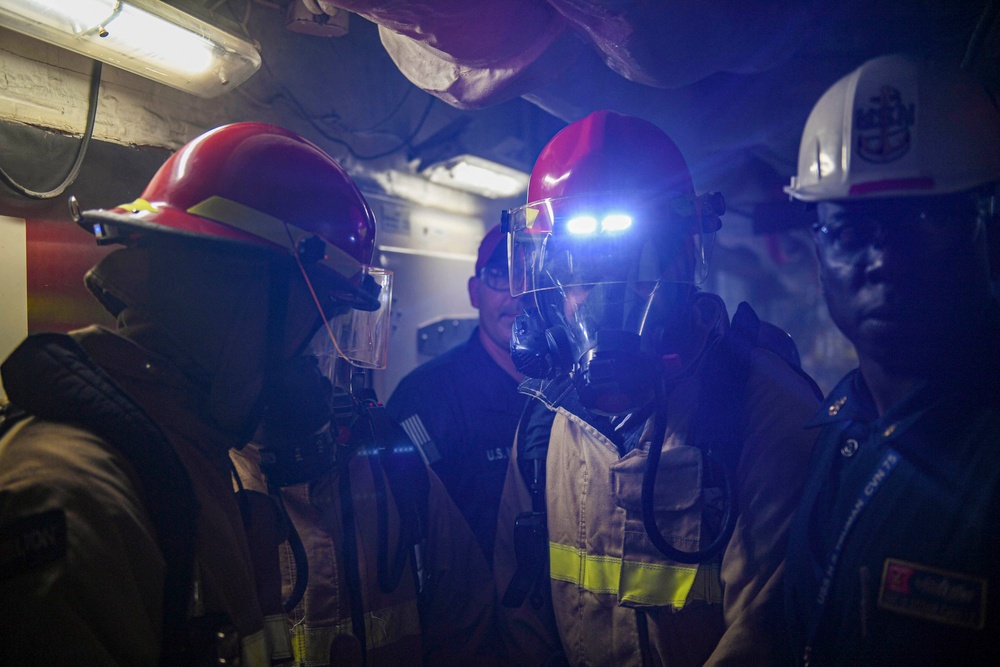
[855,85,915,164]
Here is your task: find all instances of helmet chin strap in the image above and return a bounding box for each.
[242,258,292,446]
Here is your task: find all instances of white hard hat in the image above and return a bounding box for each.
[785,53,1000,202]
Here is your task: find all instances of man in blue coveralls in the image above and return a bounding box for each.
[783,53,1000,666]
[388,225,527,565]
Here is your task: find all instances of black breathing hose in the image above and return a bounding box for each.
[639,382,737,564]
[273,490,309,614]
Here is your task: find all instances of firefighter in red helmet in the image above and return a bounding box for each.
[493,110,823,665]
[0,122,392,665]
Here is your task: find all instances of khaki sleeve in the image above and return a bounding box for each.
[705,349,820,666]
[0,419,165,666]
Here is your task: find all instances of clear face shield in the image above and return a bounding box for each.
[504,192,722,414]
[309,265,393,377]
[254,237,392,490]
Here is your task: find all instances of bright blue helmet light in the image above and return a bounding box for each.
[567,215,598,234]
[601,214,632,232]
[566,212,633,235]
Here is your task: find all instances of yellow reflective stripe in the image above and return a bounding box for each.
[290,600,421,665]
[119,197,159,213]
[186,195,363,280]
[619,559,697,607]
[187,196,291,247]
[549,542,699,609]
[550,542,620,593]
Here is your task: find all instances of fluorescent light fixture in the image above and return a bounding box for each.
[423,154,530,199]
[0,0,261,97]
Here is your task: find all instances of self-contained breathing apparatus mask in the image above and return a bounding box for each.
[503,190,724,416]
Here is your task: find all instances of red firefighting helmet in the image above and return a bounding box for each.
[785,53,1000,202]
[528,109,696,203]
[75,122,381,311]
[504,110,723,296]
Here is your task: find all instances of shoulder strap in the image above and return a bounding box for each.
[516,397,557,513]
[333,393,431,666]
[502,398,556,609]
[360,397,431,595]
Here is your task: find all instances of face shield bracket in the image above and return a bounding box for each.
[296,234,327,266]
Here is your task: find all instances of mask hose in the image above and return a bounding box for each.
[640,379,736,564]
[272,488,310,613]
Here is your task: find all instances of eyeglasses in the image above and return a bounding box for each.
[813,196,981,261]
[479,266,511,292]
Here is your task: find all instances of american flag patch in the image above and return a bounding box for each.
[398,414,441,465]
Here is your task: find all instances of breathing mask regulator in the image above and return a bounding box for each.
[511,280,693,417]
[502,187,736,564]
[258,355,348,487]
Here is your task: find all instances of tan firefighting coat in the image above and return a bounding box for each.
[0,328,273,665]
[231,441,500,667]
[494,299,820,666]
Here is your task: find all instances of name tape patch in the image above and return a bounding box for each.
[0,508,68,579]
[879,558,987,630]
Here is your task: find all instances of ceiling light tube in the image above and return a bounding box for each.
[0,0,261,97]
[423,154,530,199]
